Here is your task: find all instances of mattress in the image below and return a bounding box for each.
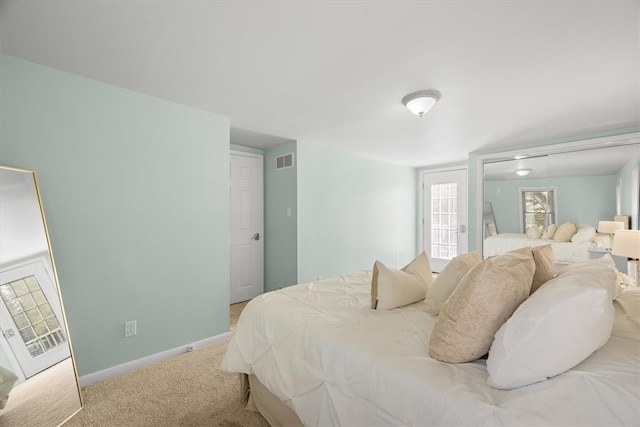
[483,233,590,264]
[220,270,640,426]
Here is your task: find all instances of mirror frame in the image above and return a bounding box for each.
[0,165,83,425]
[474,131,640,251]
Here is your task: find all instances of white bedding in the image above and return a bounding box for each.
[220,271,640,426]
[483,233,590,264]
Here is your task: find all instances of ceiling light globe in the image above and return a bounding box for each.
[515,169,532,176]
[402,90,441,117]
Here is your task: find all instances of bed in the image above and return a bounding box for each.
[483,233,591,264]
[220,265,640,426]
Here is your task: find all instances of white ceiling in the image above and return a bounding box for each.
[0,1,638,167]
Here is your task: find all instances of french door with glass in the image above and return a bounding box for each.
[422,169,468,272]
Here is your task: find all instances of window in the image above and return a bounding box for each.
[431,182,459,260]
[519,187,556,233]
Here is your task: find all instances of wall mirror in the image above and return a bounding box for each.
[478,133,640,267]
[0,166,82,426]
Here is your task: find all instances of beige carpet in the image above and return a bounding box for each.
[65,301,269,426]
[0,358,82,427]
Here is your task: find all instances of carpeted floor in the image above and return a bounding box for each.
[65,301,268,426]
[0,358,82,427]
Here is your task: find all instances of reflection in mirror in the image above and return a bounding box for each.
[481,138,640,271]
[0,166,82,426]
[483,202,498,239]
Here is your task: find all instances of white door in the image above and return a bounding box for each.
[422,169,468,272]
[230,152,264,304]
[0,258,70,379]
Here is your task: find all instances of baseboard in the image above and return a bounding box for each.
[79,332,232,386]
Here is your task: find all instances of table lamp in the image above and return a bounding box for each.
[611,230,640,287]
[597,220,624,250]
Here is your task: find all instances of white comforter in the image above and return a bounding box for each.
[484,233,590,264]
[220,271,640,426]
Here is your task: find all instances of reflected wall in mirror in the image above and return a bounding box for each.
[480,133,640,271]
[0,166,82,426]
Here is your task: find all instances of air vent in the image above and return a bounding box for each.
[275,153,294,170]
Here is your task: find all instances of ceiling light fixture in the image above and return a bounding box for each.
[402,90,441,117]
[515,169,532,176]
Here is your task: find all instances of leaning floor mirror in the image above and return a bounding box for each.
[0,166,82,426]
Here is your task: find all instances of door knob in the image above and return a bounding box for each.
[251,233,260,241]
[459,225,467,233]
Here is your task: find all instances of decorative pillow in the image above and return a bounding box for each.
[541,224,557,239]
[428,247,535,363]
[530,244,555,294]
[571,224,596,244]
[553,222,577,242]
[487,262,617,389]
[423,251,482,315]
[526,225,541,239]
[371,252,433,310]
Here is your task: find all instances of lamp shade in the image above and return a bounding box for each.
[598,220,624,234]
[402,90,441,117]
[611,230,640,259]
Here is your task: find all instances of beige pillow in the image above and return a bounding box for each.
[371,252,433,310]
[553,222,577,242]
[530,244,555,294]
[526,225,541,239]
[541,224,557,239]
[429,247,535,363]
[424,251,482,315]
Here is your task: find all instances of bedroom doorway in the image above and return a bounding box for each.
[421,168,468,272]
[230,151,264,304]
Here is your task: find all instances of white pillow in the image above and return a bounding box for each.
[486,262,617,389]
[571,224,596,244]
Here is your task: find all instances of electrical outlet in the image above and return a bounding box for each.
[124,320,137,338]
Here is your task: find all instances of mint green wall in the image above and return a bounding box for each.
[484,175,616,233]
[617,152,640,227]
[296,142,416,282]
[264,141,298,291]
[0,55,230,376]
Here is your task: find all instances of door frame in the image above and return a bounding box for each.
[419,165,469,270]
[229,150,264,304]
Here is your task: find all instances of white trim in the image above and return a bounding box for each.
[78,332,231,386]
[632,167,639,230]
[231,149,263,160]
